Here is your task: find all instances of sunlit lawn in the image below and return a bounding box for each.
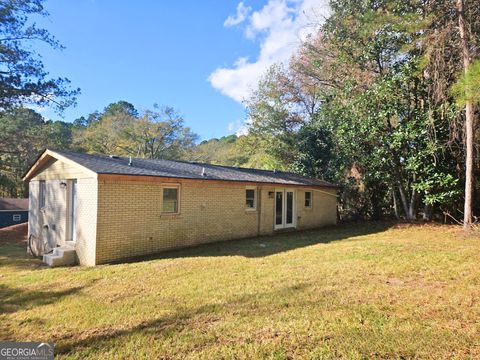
[1,222,479,359]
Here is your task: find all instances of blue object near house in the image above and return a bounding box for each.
[0,198,28,228]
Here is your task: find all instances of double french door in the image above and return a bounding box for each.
[274,189,296,230]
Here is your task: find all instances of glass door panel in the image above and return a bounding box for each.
[274,189,295,229]
[286,191,294,226]
[275,191,283,228]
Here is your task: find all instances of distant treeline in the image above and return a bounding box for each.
[1,0,479,224]
[0,102,198,197]
[0,101,267,199]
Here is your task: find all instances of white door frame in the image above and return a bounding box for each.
[66,179,77,243]
[274,188,296,230]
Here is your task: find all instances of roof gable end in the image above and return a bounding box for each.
[22,149,98,181]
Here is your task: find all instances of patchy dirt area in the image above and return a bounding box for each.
[0,223,27,245]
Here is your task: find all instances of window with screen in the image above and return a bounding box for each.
[305,191,312,208]
[162,187,179,213]
[246,188,256,210]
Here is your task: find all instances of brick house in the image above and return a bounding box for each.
[23,149,338,266]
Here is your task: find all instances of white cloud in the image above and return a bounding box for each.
[224,2,252,27]
[227,119,250,136]
[227,119,242,132]
[27,104,50,119]
[210,0,330,104]
[24,94,54,120]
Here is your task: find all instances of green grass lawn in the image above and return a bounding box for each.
[1,223,479,359]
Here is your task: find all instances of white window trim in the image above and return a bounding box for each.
[274,188,297,230]
[161,183,181,215]
[245,186,257,211]
[66,179,77,243]
[305,191,313,209]
[39,180,46,210]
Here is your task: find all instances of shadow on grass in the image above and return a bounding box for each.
[55,282,312,356]
[0,280,97,341]
[0,223,45,271]
[1,222,393,268]
[117,221,393,264]
[0,243,45,271]
[0,284,87,315]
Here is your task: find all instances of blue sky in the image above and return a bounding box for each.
[34,0,328,140]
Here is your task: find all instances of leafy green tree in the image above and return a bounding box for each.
[72,112,101,128]
[0,108,74,197]
[0,0,79,111]
[103,101,138,117]
[291,120,335,181]
[245,63,324,169]
[244,0,474,221]
[451,60,480,106]
[452,60,480,106]
[418,0,480,226]
[76,103,198,160]
[126,107,197,159]
[187,135,250,166]
[77,107,136,155]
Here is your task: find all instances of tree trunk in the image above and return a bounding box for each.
[423,203,433,221]
[392,189,400,220]
[398,185,410,219]
[398,185,416,220]
[457,0,476,229]
[408,189,418,220]
[397,184,418,221]
[371,189,381,221]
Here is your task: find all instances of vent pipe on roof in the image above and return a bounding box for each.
[201,167,206,176]
[109,155,119,159]
[128,156,132,166]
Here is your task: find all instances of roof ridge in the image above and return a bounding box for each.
[55,149,286,174]
[45,149,338,188]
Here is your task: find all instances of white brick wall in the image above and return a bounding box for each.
[28,176,98,265]
[28,179,68,249]
[75,178,98,266]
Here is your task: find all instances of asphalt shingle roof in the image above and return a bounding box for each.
[0,198,28,211]
[52,150,337,188]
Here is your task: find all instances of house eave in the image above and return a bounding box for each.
[22,149,98,182]
[97,172,338,190]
